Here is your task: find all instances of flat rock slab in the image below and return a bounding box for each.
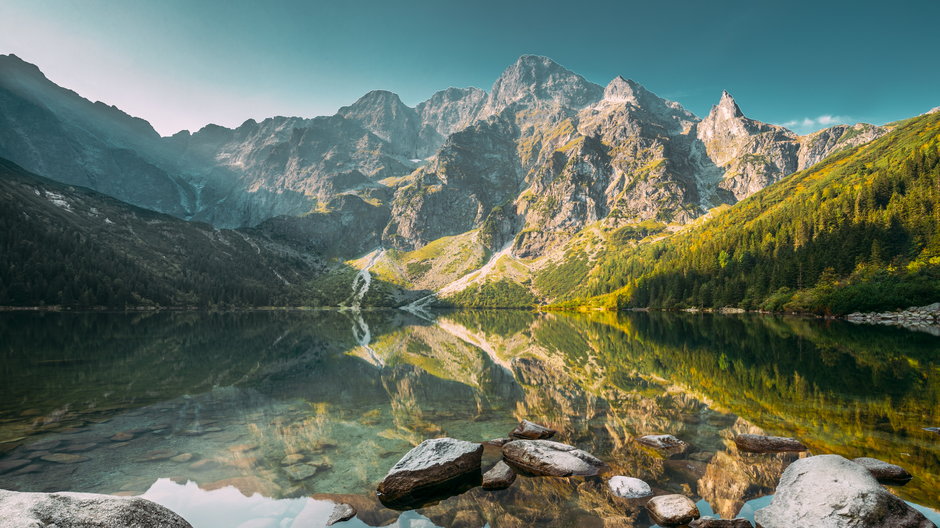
[40,453,88,464]
[283,463,320,481]
[689,517,752,527]
[510,420,556,440]
[755,455,933,528]
[482,461,516,490]
[502,440,604,477]
[646,494,700,526]
[326,503,356,526]
[852,457,913,484]
[377,438,483,504]
[608,476,652,499]
[0,489,192,527]
[734,434,806,453]
[0,460,29,475]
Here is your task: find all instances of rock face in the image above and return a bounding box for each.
[689,517,752,527]
[376,438,483,505]
[734,434,806,453]
[646,494,701,526]
[608,476,653,499]
[501,439,604,476]
[482,460,516,490]
[325,503,357,526]
[754,455,934,528]
[852,457,913,484]
[510,420,556,439]
[0,489,192,528]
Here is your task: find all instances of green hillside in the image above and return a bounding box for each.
[556,112,940,314]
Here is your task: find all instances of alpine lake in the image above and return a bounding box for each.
[0,310,937,527]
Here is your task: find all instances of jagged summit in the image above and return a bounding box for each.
[713,90,744,119]
[480,54,603,117]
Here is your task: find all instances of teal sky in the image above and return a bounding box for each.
[1,0,937,136]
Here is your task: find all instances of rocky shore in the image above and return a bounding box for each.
[846,303,940,335]
[372,422,934,527]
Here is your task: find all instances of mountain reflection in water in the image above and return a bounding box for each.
[0,310,937,527]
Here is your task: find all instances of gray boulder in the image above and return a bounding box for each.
[376,438,483,504]
[646,494,700,526]
[637,434,688,454]
[754,455,933,528]
[608,476,653,499]
[482,461,516,490]
[510,420,556,440]
[0,489,192,528]
[852,457,913,485]
[502,440,604,476]
[734,434,806,453]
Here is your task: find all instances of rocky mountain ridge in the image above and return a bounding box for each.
[0,53,889,267]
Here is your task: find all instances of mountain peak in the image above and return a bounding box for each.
[715,90,743,119]
[603,76,645,103]
[481,55,603,116]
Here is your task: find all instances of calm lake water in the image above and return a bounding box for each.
[0,310,938,527]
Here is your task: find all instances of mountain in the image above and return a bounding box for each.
[545,111,940,314]
[0,54,200,218]
[2,53,907,310]
[0,157,327,308]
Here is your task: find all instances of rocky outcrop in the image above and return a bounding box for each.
[481,460,516,490]
[510,419,556,439]
[608,476,653,499]
[417,87,487,152]
[734,434,806,453]
[478,55,603,119]
[501,439,604,476]
[0,489,192,528]
[646,494,701,526]
[754,455,933,528]
[852,457,913,485]
[846,303,940,335]
[376,438,483,505]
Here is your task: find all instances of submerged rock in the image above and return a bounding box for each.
[482,461,516,490]
[377,438,483,505]
[0,460,29,475]
[510,420,556,440]
[608,476,653,499]
[734,434,806,453]
[646,494,700,526]
[689,517,752,527]
[0,489,192,527]
[637,434,688,453]
[852,457,913,484]
[754,455,933,528]
[39,453,88,464]
[326,503,357,526]
[501,440,604,476]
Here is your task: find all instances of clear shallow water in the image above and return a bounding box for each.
[0,310,937,527]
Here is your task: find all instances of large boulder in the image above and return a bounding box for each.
[0,489,192,528]
[510,420,556,440]
[646,494,700,526]
[754,455,934,528]
[608,476,653,499]
[852,457,913,485]
[482,461,516,490]
[734,434,806,453]
[501,440,604,477]
[376,438,483,506]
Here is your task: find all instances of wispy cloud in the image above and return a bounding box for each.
[779,114,852,134]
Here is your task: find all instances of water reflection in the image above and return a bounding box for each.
[0,310,937,527]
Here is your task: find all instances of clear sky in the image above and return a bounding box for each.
[1,0,937,136]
